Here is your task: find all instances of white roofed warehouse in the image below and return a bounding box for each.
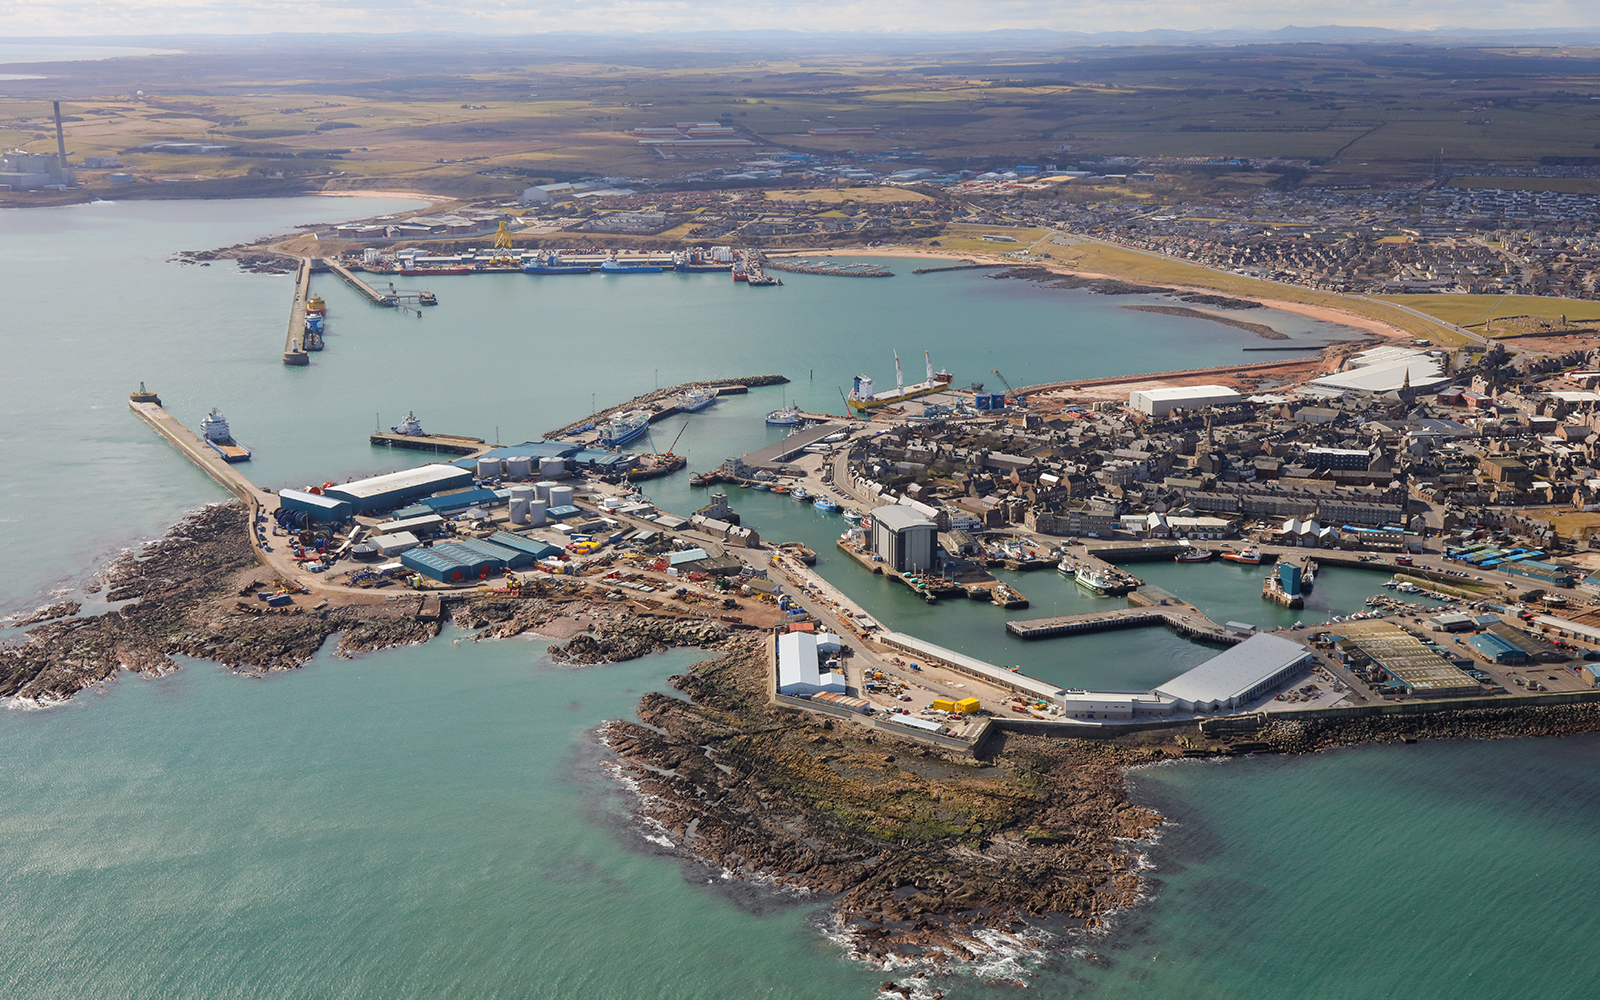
[323,464,475,514]
[1154,633,1314,711]
[1129,385,1243,418]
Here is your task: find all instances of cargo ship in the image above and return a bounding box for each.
[199,408,251,462]
[396,263,471,276]
[597,409,652,447]
[523,252,592,275]
[678,385,717,412]
[600,257,662,274]
[846,351,954,412]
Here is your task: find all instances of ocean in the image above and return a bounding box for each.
[2,197,1597,998]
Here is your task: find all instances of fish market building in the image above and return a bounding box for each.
[1153,633,1314,711]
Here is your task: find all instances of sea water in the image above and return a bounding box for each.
[4,199,1599,998]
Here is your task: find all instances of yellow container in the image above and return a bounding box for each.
[932,698,956,713]
[955,697,980,714]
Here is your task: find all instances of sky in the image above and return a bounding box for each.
[2,1,1597,38]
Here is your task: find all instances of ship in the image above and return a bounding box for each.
[1072,563,1117,595]
[396,263,471,276]
[674,249,733,272]
[1221,547,1264,565]
[766,401,803,426]
[791,487,812,503]
[732,259,748,282]
[303,312,325,351]
[597,409,652,447]
[1174,546,1213,563]
[813,498,841,513]
[600,257,662,274]
[678,385,717,412]
[391,411,426,436]
[846,351,954,412]
[1302,560,1317,591]
[199,408,251,462]
[523,251,592,275]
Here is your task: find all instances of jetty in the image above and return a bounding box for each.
[283,257,313,366]
[128,399,267,505]
[370,431,486,455]
[542,374,790,439]
[324,258,398,306]
[1006,589,1240,645]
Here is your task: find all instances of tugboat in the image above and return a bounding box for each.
[391,411,427,436]
[129,382,161,405]
[199,408,251,462]
[1221,547,1264,565]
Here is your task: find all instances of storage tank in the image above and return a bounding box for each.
[505,455,533,480]
[527,499,547,526]
[509,498,529,524]
[534,480,558,502]
[538,457,567,480]
[476,457,502,479]
[548,485,575,508]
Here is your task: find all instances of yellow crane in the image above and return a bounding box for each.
[490,220,518,266]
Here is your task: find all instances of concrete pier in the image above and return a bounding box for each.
[283,257,311,366]
[1006,597,1240,645]
[325,259,398,306]
[370,431,486,455]
[128,400,271,506]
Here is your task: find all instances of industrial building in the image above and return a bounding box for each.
[400,541,500,582]
[1335,620,1482,697]
[325,464,474,514]
[277,488,354,523]
[1306,346,1448,395]
[0,152,74,191]
[1129,385,1243,418]
[870,505,937,573]
[1468,633,1527,665]
[1154,633,1314,711]
[776,630,847,696]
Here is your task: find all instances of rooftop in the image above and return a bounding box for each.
[1154,633,1310,705]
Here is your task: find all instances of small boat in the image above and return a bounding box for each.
[1221,548,1263,565]
[752,482,772,491]
[791,488,812,502]
[199,408,251,462]
[772,486,790,495]
[814,498,841,513]
[766,402,803,426]
[841,510,862,524]
[1174,547,1213,563]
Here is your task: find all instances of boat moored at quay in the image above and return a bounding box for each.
[597,409,652,447]
[198,408,251,462]
[847,351,954,412]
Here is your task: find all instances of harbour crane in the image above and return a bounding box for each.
[991,367,1017,396]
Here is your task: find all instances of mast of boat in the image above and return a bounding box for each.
[894,351,903,396]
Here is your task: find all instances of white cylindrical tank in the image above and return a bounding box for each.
[510,485,536,502]
[509,498,529,524]
[506,455,533,480]
[538,457,567,480]
[527,499,547,526]
[534,480,558,502]
[548,485,574,508]
[476,457,502,479]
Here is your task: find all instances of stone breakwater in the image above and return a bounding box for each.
[1258,701,1600,753]
[601,641,1167,970]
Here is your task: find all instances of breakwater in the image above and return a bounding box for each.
[542,374,790,439]
[912,263,1008,275]
[761,259,894,278]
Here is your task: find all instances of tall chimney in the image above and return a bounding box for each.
[53,100,68,167]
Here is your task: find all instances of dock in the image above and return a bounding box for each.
[370,431,486,455]
[1006,589,1240,645]
[743,422,847,470]
[324,258,398,307]
[283,257,312,366]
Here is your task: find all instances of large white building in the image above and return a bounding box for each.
[1129,385,1243,418]
[776,631,847,696]
[870,505,937,573]
[1154,633,1314,711]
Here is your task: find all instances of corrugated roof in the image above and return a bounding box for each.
[328,464,472,501]
[1155,633,1310,705]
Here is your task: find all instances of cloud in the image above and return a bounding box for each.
[2,0,1596,37]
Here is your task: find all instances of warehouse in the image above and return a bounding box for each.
[1469,633,1527,665]
[325,464,474,514]
[448,536,536,569]
[1129,385,1243,418]
[776,630,847,696]
[400,546,479,583]
[277,488,354,523]
[487,531,561,561]
[1336,620,1482,697]
[1154,633,1313,711]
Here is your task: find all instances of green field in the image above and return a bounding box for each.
[1378,294,1600,327]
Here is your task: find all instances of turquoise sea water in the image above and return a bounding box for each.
[4,199,1599,998]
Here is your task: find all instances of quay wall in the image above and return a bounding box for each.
[543,373,790,438]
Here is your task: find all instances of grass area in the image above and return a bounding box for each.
[1379,294,1600,327]
[1544,512,1600,540]
[1041,240,1470,345]
[933,224,1048,254]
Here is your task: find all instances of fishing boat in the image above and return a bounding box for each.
[1174,546,1213,563]
[791,488,812,503]
[600,257,662,274]
[846,350,954,412]
[523,251,592,275]
[841,509,863,524]
[597,409,652,448]
[198,408,251,462]
[1072,564,1117,596]
[766,401,803,426]
[678,385,717,412]
[752,482,772,491]
[814,498,841,513]
[1221,547,1263,565]
[1302,560,1318,590]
